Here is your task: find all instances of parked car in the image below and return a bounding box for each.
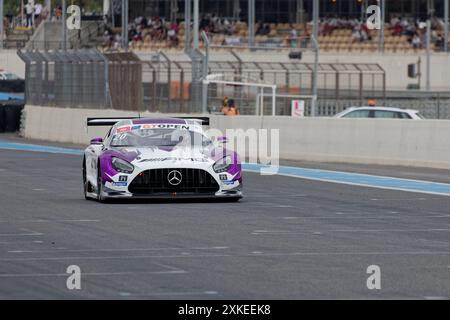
[0,70,21,81]
[334,107,424,119]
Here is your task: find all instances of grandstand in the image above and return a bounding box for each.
[1,1,449,53]
[126,1,448,23]
[106,0,449,53]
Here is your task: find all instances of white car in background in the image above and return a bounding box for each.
[334,107,424,120]
[0,70,21,80]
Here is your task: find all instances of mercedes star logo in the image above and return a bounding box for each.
[167,170,182,186]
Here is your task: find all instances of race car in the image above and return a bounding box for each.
[82,117,242,202]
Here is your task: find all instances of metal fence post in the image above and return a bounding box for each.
[99,52,111,108]
[248,0,255,47]
[0,0,4,50]
[184,0,191,51]
[311,35,319,117]
[180,68,185,112]
[62,0,67,50]
[445,0,449,52]
[159,51,172,112]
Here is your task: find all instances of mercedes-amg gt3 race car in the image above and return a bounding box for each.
[83,117,242,202]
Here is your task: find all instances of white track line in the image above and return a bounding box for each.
[7,246,230,254]
[2,251,450,262]
[0,270,187,278]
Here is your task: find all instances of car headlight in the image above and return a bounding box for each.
[111,157,134,174]
[213,155,233,173]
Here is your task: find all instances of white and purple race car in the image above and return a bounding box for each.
[83,117,242,202]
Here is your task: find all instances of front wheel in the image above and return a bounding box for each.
[82,157,90,200]
[97,166,105,202]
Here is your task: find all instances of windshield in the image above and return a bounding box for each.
[110,127,211,148]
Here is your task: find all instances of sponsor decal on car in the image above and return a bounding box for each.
[139,157,209,163]
[116,126,131,134]
[222,180,236,185]
[112,182,128,187]
[141,124,190,130]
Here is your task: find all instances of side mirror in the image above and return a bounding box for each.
[90,137,103,145]
[217,136,228,144]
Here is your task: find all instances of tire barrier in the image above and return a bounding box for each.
[0,80,25,93]
[0,102,24,133]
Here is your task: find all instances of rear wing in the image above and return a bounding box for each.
[87,117,138,127]
[87,117,209,127]
[179,117,210,126]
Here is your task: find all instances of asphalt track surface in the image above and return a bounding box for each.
[1,138,450,299]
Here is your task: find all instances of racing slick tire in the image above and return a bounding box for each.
[82,157,90,200]
[96,165,106,203]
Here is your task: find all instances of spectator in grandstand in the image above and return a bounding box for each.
[221,99,240,116]
[2,16,7,33]
[222,18,235,35]
[102,30,113,48]
[5,9,14,29]
[25,0,34,28]
[411,33,422,49]
[167,22,179,47]
[200,14,211,31]
[392,22,403,36]
[34,2,43,24]
[435,33,445,51]
[289,24,298,39]
[288,24,298,47]
[351,27,362,43]
[255,22,263,35]
[222,96,229,108]
[53,5,62,21]
[256,23,270,36]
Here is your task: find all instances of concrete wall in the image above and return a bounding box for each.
[22,105,450,170]
[22,105,201,144]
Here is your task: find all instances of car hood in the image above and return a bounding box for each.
[107,145,235,166]
[99,145,241,183]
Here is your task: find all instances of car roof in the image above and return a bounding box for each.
[346,106,419,113]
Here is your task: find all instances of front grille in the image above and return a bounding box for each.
[128,168,220,195]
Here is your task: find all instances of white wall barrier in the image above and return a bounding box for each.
[22,105,450,169]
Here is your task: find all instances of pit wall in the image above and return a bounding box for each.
[22,105,450,170]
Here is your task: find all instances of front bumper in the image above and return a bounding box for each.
[100,185,242,200]
[102,166,242,200]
